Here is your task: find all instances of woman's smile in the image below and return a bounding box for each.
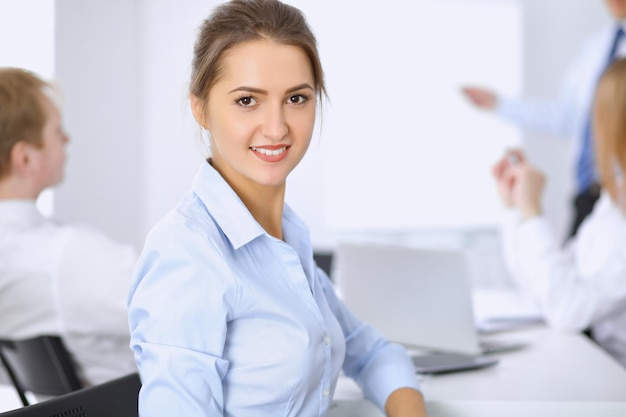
[251,145,290,162]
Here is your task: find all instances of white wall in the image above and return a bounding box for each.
[0,0,55,216]
[305,1,523,233]
[52,0,609,285]
[55,0,142,248]
[0,0,54,76]
[137,0,211,240]
[522,0,609,241]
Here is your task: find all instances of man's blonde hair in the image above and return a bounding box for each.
[0,67,50,179]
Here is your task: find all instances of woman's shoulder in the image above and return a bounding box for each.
[153,192,221,235]
[133,193,237,293]
[141,192,231,260]
[582,192,626,230]
[574,193,626,267]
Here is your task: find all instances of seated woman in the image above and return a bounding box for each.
[127,0,428,416]
[492,57,626,367]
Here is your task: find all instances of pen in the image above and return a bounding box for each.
[507,152,520,165]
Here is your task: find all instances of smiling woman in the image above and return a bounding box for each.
[126,1,427,416]
[190,40,317,219]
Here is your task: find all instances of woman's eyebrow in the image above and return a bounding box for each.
[286,83,314,93]
[228,83,314,95]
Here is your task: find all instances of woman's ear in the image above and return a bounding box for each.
[190,94,208,129]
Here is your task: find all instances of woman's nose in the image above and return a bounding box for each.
[261,105,288,140]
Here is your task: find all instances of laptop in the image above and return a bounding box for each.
[334,242,519,372]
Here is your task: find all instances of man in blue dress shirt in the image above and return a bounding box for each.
[462,0,626,238]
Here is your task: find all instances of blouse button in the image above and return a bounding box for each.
[323,335,331,346]
[322,388,330,398]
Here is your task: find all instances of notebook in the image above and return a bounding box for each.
[335,242,520,362]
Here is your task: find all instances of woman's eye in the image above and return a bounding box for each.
[236,96,257,107]
[288,94,309,105]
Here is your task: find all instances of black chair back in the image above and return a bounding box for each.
[313,251,334,280]
[0,335,83,405]
[0,373,141,417]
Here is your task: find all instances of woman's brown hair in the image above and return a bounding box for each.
[594,57,626,205]
[189,0,326,114]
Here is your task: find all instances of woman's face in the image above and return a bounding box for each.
[199,39,316,193]
[605,0,626,19]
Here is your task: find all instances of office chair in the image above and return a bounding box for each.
[0,335,83,406]
[313,251,334,280]
[0,372,141,417]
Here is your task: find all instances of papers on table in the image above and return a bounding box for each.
[473,288,544,334]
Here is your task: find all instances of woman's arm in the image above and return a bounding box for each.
[128,223,233,416]
[385,387,428,417]
[315,266,426,415]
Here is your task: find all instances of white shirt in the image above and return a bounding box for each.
[497,21,626,183]
[501,193,626,367]
[128,161,421,417]
[0,200,138,385]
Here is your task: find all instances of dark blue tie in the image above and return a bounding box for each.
[576,26,624,193]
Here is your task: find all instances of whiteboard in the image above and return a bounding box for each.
[291,0,522,232]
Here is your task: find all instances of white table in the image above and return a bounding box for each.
[0,384,22,413]
[330,399,626,417]
[3,318,625,415]
[331,325,626,416]
[3,327,625,415]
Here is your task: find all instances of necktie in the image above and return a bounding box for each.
[576,26,624,194]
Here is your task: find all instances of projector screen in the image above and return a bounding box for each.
[292,0,522,232]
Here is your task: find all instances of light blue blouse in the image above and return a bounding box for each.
[127,161,420,416]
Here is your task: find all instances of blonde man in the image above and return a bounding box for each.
[0,68,137,386]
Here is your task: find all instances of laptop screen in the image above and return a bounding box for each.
[334,242,482,354]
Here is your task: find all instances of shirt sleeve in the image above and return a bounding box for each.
[56,225,138,336]
[128,223,233,417]
[497,94,575,139]
[500,208,527,289]
[315,267,421,411]
[495,34,592,139]
[501,201,626,331]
